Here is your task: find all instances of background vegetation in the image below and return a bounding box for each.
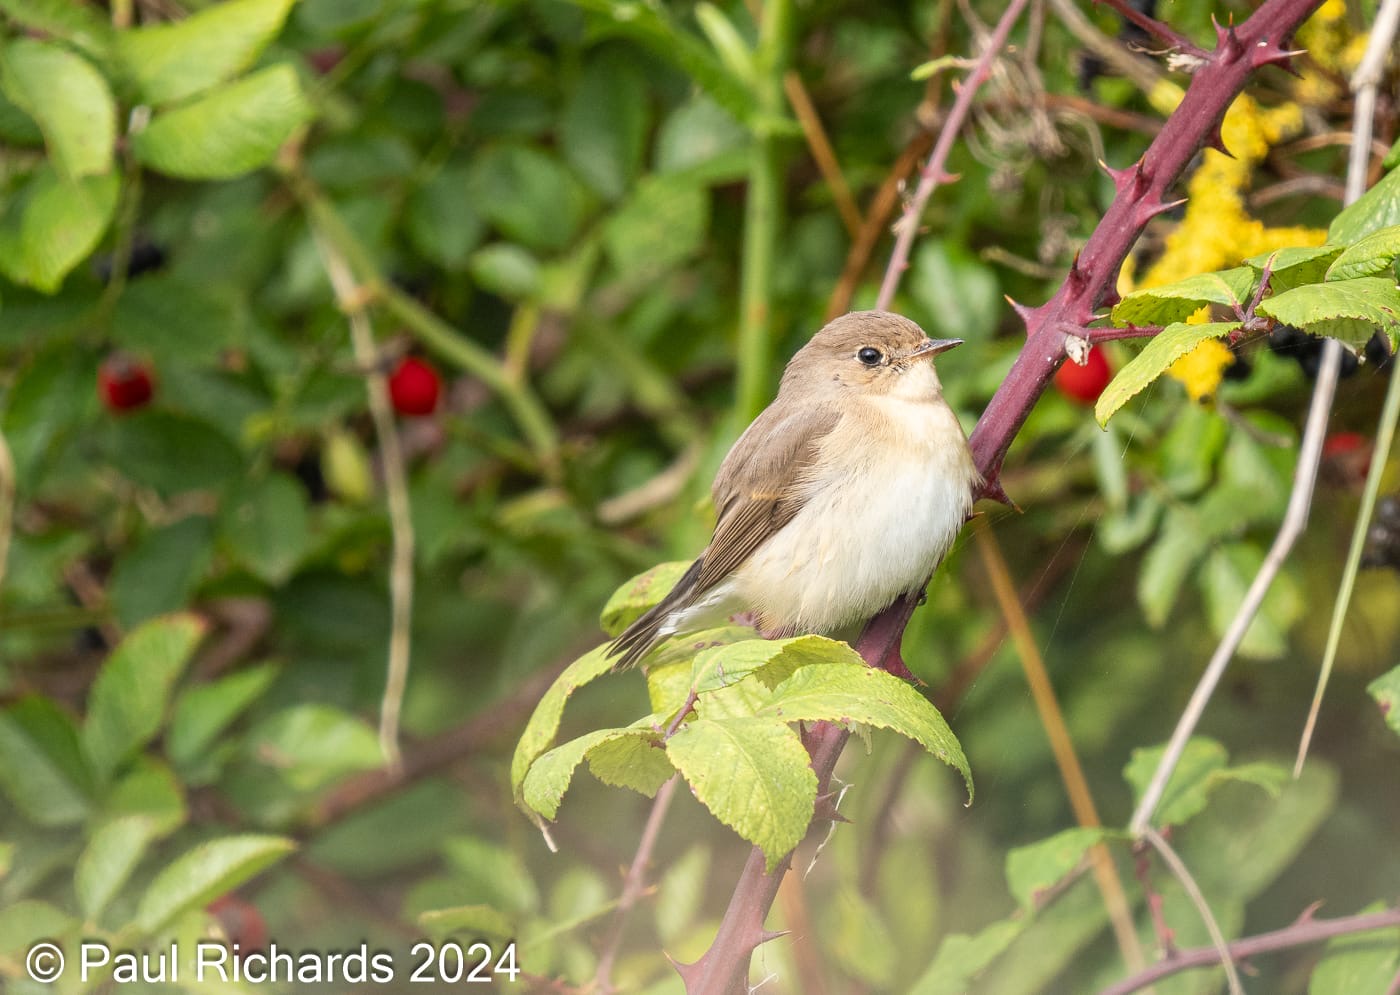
[1,0,1398,992]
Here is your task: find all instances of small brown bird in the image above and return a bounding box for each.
[610,310,981,668]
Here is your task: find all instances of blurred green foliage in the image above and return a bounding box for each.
[1,0,1399,992]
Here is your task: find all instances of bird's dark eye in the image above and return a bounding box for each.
[857,346,883,366]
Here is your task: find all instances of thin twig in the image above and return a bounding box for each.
[875,0,1033,311]
[974,518,1147,975]
[1141,827,1242,995]
[1098,905,1400,995]
[783,73,862,238]
[1043,0,1164,94]
[594,773,681,993]
[1295,0,1400,775]
[313,233,416,774]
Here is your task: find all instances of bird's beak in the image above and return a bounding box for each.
[907,337,963,361]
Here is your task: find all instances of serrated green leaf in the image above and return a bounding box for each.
[510,645,619,806]
[116,0,296,105]
[167,664,280,775]
[0,38,115,179]
[0,167,120,293]
[666,716,816,870]
[586,733,675,797]
[599,561,692,636]
[83,614,206,784]
[418,904,516,942]
[759,662,972,799]
[108,516,215,630]
[1111,268,1256,326]
[220,472,310,584]
[1244,245,1342,291]
[1258,277,1400,345]
[469,144,592,252]
[1201,542,1302,659]
[1005,827,1109,912]
[521,726,659,819]
[1367,666,1400,737]
[560,52,649,201]
[690,634,863,695]
[1326,226,1400,282]
[1330,167,1400,242]
[101,758,187,836]
[823,886,897,987]
[75,815,159,921]
[104,411,243,496]
[135,834,295,933]
[245,704,383,791]
[406,165,484,269]
[0,697,93,826]
[132,64,312,180]
[1095,322,1241,425]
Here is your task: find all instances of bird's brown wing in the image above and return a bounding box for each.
[693,402,841,595]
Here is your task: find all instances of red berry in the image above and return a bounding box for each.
[98,354,155,412]
[1323,431,1367,459]
[388,357,441,416]
[1054,346,1112,405]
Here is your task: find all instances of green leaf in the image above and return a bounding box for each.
[586,733,675,797]
[0,696,93,825]
[1004,827,1110,912]
[1157,402,1228,497]
[1326,225,1400,282]
[469,144,592,252]
[599,561,693,636]
[1095,321,1242,425]
[167,664,280,774]
[0,38,115,178]
[116,0,296,105]
[1308,904,1399,995]
[0,167,120,293]
[135,834,295,933]
[689,634,862,695]
[83,615,206,783]
[75,815,159,920]
[1138,507,1209,627]
[1367,666,1400,737]
[759,662,972,800]
[113,274,248,366]
[910,918,1026,995]
[1244,245,1342,292]
[0,0,111,59]
[468,243,540,300]
[1201,542,1302,659]
[569,0,755,127]
[656,95,749,175]
[560,51,649,201]
[132,64,313,180]
[108,516,215,630]
[603,174,709,280]
[510,645,620,809]
[101,758,187,836]
[1257,277,1400,346]
[244,704,384,791]
[220,473,310,584]
[521,726,661,819]
[104,411,243,496]
[665,716,816,870]
[1330,167,1400,242]
[822,886,897,987]
[406,165,484,269]
[1111,267,1256,326]
[419,904,516,942]
[1125,737,1228,827]
[694,3,756,84]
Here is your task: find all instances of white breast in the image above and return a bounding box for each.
[726,389,977,633]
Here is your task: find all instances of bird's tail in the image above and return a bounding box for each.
[607,557,704,669]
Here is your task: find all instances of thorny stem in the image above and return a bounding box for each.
[1096,906,1400,995]
[1140,827,1243,995]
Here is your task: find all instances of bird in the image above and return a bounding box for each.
[608,310,982,669]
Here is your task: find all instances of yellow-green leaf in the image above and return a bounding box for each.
[1095,322,1241,426]
[0,38,115,179]
[1326,225,1400,282]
